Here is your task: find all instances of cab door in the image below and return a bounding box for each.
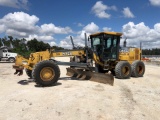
[103,36,120,60]
[2,49,8,57]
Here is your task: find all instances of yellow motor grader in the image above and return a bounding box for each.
[13,32,145,86]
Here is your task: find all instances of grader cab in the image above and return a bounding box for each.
[13,31,145,86]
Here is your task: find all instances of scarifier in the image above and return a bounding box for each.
[13,31,145,86]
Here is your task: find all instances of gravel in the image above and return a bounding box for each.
[0,58,160,120]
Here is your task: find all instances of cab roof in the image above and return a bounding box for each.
[90,31,123,36]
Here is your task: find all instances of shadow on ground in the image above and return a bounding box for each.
[18,79,62,87]
[59,77,80,80]
[17,77,88,87]
[17,79,34,85]
[34,82,62,87]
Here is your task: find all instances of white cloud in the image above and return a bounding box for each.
[77,23,84,27]
[0,12,39,37]
[83,22,99,33]
[59,39,73,49]
[154,23,160,32]
[1,12,39,25]
[59,34,87,49]
[103,27,112,31]
[6,29,28,37]
[49,41,57,46]
[92,1,117,19]
[122,22,160,48]
[149,0,160,6]
[0,24,6,33]
[0,11,73,42]
[26,34,54,41]
[60,21,160,49]
[40,23,73,35]
[59,22,99,49]
[122,7,135,18]
[37,36,54,41]
[122,22,150,38]
[0,0,28,9]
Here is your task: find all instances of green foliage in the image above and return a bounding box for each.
[51,46,64,50]
[0,37,10,47]
[27,38,50,52]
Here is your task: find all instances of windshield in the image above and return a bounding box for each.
[91,35,103,47]
[93,38,100,46]
[92,36,101,46]
[91,34,115,49]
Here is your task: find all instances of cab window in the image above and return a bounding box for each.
[3,50,7,52]
[93,37,100,46]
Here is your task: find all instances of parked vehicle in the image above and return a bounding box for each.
[0,46,17,62]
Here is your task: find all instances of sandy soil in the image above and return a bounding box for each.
[0,57,160,120]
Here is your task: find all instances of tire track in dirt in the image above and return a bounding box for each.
[118,82,137,120]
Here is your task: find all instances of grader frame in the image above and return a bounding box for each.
[13,32,145,86]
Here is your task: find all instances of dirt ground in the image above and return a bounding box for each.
[0,58,160,120]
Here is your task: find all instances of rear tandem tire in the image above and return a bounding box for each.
[32,60,60,86]
[131,60,145,77]
[115,61,131,79]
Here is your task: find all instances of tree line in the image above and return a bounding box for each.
[0,36,64,58]
[142,48,160,55]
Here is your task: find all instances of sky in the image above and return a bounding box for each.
[0,0,160,49]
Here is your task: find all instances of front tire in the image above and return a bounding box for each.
[9,57,15,63]
[115,61,131,79]
[32,60,60,86]
[131,60,145,77]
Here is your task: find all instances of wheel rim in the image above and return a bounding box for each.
[10,59,14,62]
[122,66,129,76]
[137,65,143,74]
[40,67,55,81]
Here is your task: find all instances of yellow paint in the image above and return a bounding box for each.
[119,48,141,64]
[40,67,55,81]
[90,31,122,36]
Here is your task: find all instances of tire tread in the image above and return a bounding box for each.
[131,60,145,77]
[115,61,131,79]
[32,60,60,86]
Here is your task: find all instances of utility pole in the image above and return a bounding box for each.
[140,42,142,60]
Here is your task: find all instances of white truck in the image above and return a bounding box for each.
[0,46,17,62]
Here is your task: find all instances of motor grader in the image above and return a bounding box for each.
[13,31,145,86]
